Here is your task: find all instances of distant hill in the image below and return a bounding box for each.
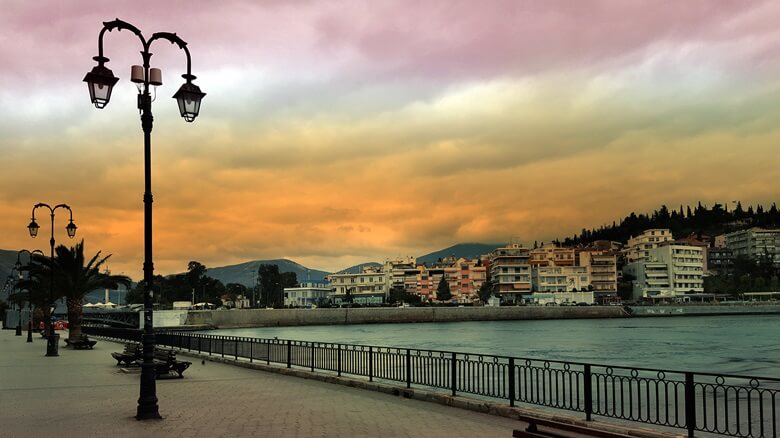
[335,262,382,274]
[203,259,331,288]
[417,243,503,265]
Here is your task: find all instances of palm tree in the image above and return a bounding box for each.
[16,253,60,335]
[53,240,131,341]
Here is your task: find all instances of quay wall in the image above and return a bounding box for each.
[629,303,780,317]
[184,306,627,329]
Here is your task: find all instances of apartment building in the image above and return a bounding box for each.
[529,244,575,267]
[725,227,780,266]
[625,229,673,263]
[623,243,704,300]
[416,257,486,302]
[283,282,332,307]
[532,266,590,292]
[578,250,618,292]
[488,243,532,302]
[326,266,388,304]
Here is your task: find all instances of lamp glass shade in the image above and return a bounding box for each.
[27,220,39,238]
[66,221,77,238]
[172,82,206,122]
[83,64,119,109]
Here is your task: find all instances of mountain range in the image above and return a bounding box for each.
[0,243,505,295]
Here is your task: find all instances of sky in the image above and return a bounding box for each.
[2,0,780,280]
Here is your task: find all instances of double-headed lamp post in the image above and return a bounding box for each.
[16,249,45,343]
[83,19,205,421]
[27,203,77,356]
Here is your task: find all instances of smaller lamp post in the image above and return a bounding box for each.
[28,203,77,357]
[16,249,44,343]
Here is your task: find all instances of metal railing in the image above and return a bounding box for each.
[85,326,778,438]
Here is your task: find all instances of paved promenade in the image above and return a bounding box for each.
[0,329,524,437]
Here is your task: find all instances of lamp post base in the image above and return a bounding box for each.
[15,325,22,336]
[46,333,59,356]
[26,321,33,343]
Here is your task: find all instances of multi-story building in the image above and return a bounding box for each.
[625,229,673,263]
[707,246,734,273]
[578,250,618,292]
[283,282,332,307]
[488,243,531,302]
[529,244,575,267]
[417,257,486,302]
[327,266,388,304]
[623,243,704,300]
[725,227,780,266]
[532,266,590,292]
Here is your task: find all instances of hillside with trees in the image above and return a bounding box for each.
[558,202,780,246]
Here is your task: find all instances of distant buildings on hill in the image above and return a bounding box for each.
[280,226,780,307]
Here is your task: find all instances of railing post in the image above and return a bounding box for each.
[208,336,212,356]
[267,340,270,365]
[337,344,342,377]
[451,352,457,397]
[311,342,315,372]
[509,357,516,407]
[197,335,201,354]
[584,364,593,421]
[287,340,292,368]
[221,337,225,358]
[250,339,253,363]
[368,346,373,382]
[235,338,239,360]
[406,349,411,388]
[685,372,696,438]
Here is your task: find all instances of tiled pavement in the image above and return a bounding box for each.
[0,329,525,437]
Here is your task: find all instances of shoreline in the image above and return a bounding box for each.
[173,303,780,329]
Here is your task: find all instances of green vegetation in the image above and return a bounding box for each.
[561,202,780,246]
[436,277,452,302]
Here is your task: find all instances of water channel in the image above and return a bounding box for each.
[210,314,780,378]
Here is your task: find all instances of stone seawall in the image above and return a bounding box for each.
[629,303,780,317]
[185,305,628,328]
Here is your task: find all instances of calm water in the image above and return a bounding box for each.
[211,314,780,378]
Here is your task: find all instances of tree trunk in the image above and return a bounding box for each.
[67,297,83,341]
[41,306,51,337]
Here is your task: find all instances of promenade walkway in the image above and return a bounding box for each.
[0,329,524,437]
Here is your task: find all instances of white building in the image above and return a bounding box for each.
[532,266,590,292]
[725,227,780,266]
[326,266,388,304]
[578,251,618,292]
[625,229,673,263]
[488,243,532,302]
[522,291,594,305]
[283,282,332,307]
[623,243,704,300]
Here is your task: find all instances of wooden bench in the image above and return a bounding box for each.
[513,414,636,438]
[111,343,142,366]
[152,349,191,378]
[64,334,97,350]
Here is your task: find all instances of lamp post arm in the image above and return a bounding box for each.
[96,19,148,63]
[52,204,74,220]
[148,32,194,81]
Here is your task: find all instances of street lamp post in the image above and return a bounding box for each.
[83,19,205,421]
[16,249,45,343]
[27,203,77,356]
[11,267,23,337]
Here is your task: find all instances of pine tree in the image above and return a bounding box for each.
[436,277,452,302]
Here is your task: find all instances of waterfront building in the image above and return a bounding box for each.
[625,229,673,263]
[529,244,575,267]
[578,250,618,292]
[623,243,704,301]
[707,246,734,274]
[725,227,780,266]
[327,266,388,304]
[488,243,532,302]
[673,236,710,273]
[531,265,590,292]
[417,257,486,302]
[283,282,332,307]
[384,256,418,293]
[713,234,727,248]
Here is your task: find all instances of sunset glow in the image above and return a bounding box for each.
[2,0,780,279]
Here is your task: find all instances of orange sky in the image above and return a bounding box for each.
[2,1,780,279]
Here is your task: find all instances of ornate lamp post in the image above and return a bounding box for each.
[10,267,23,336]
[28,203,77,356]
[83,19,205,420]
[16,249,45,343]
